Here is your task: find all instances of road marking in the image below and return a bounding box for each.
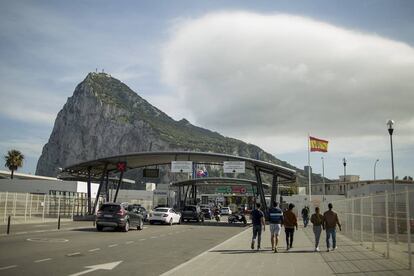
[16,231,28,235]
[150,236,157,239]
[69,261,123,276]
[34,230,47,233]
[34,258,52,263]
[125,241,134,244]
[88,248,100,252]
[67,252,81,257]
[27,238,68,243]
[0,265,17,270]
[160,227,250,276]
[139,238,146,241]
[108,244,118,248]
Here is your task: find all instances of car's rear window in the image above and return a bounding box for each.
[183,206,196,211]
[100,204,121,212]
[155,208,169,212]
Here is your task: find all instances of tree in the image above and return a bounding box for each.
[4,149,24,179]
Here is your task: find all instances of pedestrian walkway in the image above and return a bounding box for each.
[162,225,413,276]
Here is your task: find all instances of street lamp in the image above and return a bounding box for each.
[374,159,379,181]
[387,119,398,243]
[343,158,347,197]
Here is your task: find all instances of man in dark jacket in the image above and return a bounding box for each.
[250,203,265,250]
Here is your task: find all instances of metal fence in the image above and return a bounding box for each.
[331,187,413,269]
[0,192,89,224]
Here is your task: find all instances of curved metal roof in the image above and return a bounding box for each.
[170,177,293,188]
[60,151,296,181]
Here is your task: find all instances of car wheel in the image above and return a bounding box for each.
[123,220,130,232]
[137,219,144,230]
[96,225,103,231]
[169,218,173,226]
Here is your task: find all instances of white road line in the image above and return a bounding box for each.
[143,227,148,229]
[34,258,52,263]
[150,236,157,239]
[67,252,81,257]
[125,241,134,244]
[108,244,118,248]
[139,238,146,241]
[0,265,17,270]
[34,230,46,233]
[88,248,101,252]
[16,232,28,235]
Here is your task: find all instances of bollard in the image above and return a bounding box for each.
[6,215,11,235]
[58,215,61,230]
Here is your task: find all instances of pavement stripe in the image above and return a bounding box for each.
[16,231,28,234]
[67,252,81,257]
[160,227,250,276]
[88,248,100,252]
[139,238,146,241]
[108,244,118,248]
[125,241,134,244]
[34,258,52,263]
[150,236,157,239]
[0,265,17,270]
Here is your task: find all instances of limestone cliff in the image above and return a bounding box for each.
[36,73,325,185]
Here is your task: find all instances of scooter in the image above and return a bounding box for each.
[214,212,221,222]
[228,213,247,224]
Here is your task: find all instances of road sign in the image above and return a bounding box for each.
[223,161,245,173]
[143,168,159,178]
[116,162,127,172]
[171,161,193,173]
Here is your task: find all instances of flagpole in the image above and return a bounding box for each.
[308,134,312,202]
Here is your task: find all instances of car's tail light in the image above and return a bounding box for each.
[163,214,168,217]
[117,209,127,216]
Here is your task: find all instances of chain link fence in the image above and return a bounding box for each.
[331,187,413,269]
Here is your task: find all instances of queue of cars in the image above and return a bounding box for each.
[96,202,238,232]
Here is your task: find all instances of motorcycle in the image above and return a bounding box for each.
[214,211,221,222]
[228,213,247,224]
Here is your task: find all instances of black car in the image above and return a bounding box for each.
[181,205,204,222]
[201,208,213,219]
[96,203,144,232]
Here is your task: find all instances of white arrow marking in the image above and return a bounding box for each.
[68,261,122,276]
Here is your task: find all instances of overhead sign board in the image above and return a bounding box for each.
[223,161,245,173]
[143,168,159,178]
[171,161,193,173]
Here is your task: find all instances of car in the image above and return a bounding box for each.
[148,207,181,225]
[96,202,144,232]
[201,208,213,220]
[220,207,232,215]
[181,205,204,222]
[130,204,148,221]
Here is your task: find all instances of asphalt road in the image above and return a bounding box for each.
[0,220,246,276]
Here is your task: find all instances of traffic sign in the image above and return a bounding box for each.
[223,161,245,173]
[116,162,127,172]
[171,161,193,173]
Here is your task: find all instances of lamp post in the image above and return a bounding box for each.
[322,157,326,200]
[387,119,398,243]
[374,159,379,181]
[343,158,347,197]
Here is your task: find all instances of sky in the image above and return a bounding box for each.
[0,0,413,181]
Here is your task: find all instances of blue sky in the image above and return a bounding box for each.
[0,0,413,180]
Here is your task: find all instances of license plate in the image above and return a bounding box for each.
[104,214,113,218]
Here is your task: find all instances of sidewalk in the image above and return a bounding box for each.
[162,225,413,276]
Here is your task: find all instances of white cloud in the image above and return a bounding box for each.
[161,12,414,158]
[0,139,44,158]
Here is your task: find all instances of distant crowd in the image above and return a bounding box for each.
[250,202,341,253]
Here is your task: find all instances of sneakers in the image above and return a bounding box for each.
[315,247,320,252]
[251,241,254,250]
[332,246,337,251]
[274,247,278,253]
[327,248,330,252]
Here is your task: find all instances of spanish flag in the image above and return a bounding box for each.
[309,136,328,152]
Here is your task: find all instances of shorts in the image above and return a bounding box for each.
[270,224,281,236]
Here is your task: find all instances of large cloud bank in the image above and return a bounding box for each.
[162,12,414,154]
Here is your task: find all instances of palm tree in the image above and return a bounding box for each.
[4,149,24,179]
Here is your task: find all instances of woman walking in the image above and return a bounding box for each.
[310,207,324,252]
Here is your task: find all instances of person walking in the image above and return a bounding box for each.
[310,206,324,252]
[283,203,298,251]
[323,203,341,252]
[268,201,284,253]
[301,206,310,227]
[250,202,265,251]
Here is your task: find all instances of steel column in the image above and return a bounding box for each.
[113,171,124,203]
[270,173,278,206]
[87,167,92,214]
[254,166,267,212]
[93,163,108,214]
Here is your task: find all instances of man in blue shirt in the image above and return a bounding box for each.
[250,202,265,250]
[268,201,284,252]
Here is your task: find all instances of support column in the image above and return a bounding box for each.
[87,167,92,215]
[254,166,267,213]
[93,163,108,214]
[105,171,109,202]
[113,171,124,203]
[270,173,278,205]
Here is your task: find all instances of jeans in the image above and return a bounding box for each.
[313,225,322,248]
[326,228,337,249]
[285,227,295,248]
[303,216,309,227]
[252,225,262,247]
